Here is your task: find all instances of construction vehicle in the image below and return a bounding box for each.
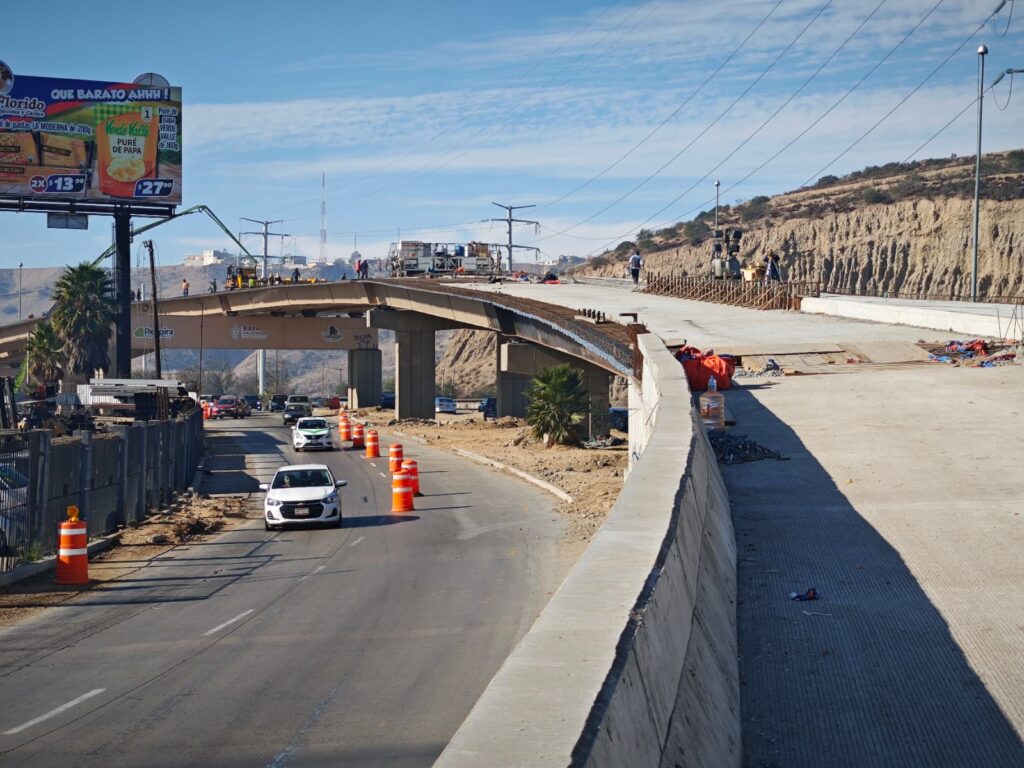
[710,228,742,280]
[387,241,502,277]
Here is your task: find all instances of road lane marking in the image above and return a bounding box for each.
[299,565,326,583]
[3,689,106,735]
[201,609,254,637]
[379,472,387,479]
[350,536,364,547]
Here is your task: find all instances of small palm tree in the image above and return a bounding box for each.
[525,364,590,447]
[50,262,114,380]
[24,320,64,391]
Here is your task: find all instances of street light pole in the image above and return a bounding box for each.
[18,262,23,321]
[714,180,720,230]
[971,44,987,302]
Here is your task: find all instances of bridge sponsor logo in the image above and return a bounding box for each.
[230,324,267,341]
[321,325,343,343]
[134,326,173,340]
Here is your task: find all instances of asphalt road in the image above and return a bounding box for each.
[0,413,567,767]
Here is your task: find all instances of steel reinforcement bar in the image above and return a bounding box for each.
[644,274,820,310]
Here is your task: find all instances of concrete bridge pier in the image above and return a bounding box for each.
[498,340,611,436]
[347,348,382,410]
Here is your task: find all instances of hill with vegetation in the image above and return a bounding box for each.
[573,149,1024,298]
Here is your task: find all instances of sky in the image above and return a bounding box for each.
[2,0,1023,271]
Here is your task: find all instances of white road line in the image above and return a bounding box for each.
[3,689,106,735]
[299,565,326,583]
[379,472,387,479]
[201,609,254,637]
[350,536,365,547]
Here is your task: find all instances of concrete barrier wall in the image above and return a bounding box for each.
[436,333,739,767]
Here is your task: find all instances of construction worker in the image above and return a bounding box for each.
[360,260,369,279]
[628,250,643,285]
[764,252,782,282]
[181,278,190,297]
[209,278,218,293]
[354,259,362,280]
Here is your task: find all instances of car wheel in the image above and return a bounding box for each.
[264,521,272,531]
[335,515,343,528]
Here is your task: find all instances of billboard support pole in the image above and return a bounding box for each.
[114,209,133,378]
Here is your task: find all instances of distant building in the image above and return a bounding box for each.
[183,249,233,268]
[283,254,308,266]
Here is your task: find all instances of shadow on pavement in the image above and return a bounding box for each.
[723,384,1024,767]
[343,515,420,527]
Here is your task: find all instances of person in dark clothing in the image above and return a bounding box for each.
[292,267,301,283]
[764,252,782,282]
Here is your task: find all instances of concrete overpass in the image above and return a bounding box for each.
[0,279,638,429]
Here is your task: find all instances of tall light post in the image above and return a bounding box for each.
[970,45,988,303]
[714,180,721,230]
[17,262,23,320]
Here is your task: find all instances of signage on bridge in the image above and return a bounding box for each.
[0,65,182,205]
[130,311,378,351]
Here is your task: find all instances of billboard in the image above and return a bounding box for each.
[0,64,182,205]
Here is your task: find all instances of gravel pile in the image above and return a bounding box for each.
[707,429,788,464]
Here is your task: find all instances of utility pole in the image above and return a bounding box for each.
[714,180,721,230]
[488,202,540,274]
[144,240,162,379]
[240,217,288,395]
[18,262,22,321]
[971,45,988,303]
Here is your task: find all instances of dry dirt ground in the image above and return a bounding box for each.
[354,409,628,545]
[0,494,260,627]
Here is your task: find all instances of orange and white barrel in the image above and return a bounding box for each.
[388,443,404,474]
[364,430,380,458]
[401,458,421,497]
[391,470,415,513]
[339,417,352,442]
[352,423,365,449]
[56,510,89,585]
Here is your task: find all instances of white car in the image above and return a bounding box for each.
[259,464,348,531]
[434,396,457,415]
[293,417,333,451]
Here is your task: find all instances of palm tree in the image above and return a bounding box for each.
[525,364,590,447]
[24,320,64,391]
[50,262,114,380]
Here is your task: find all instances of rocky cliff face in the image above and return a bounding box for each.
[585,197,1024,298]
[436,330,496,397]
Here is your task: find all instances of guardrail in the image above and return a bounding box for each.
[437,333,739,767]
[0,411,203,573]
[644,274,820,310]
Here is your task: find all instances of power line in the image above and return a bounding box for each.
[535,0,785,213]
[487,202,540,273]
[534,0,836,242]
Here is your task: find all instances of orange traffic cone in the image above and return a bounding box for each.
[339,416,352,442]
[401,458,421,496]
[388,443,404,473]
[391,470,415,513]
[56,505,89,585]
[364,430,380,458]
[352,423,365,449]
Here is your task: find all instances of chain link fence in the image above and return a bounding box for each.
[0,410,203,573]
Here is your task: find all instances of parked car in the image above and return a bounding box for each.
[286,395,311,409]
[380,392,395,409]
[282,403,310,426]
[259,464,348,530]
[477,396,497,417]
[293,417,334,452]
[210,395,243,419]
[269,394,287,412]
[243,394,261,412]
[434,396,457,415]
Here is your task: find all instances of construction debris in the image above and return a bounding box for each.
[926,339,1018,367]
[708,429,788,464]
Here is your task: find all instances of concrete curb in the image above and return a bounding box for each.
[0,531,123,588]
[451,448,574,504]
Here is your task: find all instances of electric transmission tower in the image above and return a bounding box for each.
[488,202,540,273]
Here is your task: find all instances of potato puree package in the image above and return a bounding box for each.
[40,133,89,169]
[97,110,157,197]
[0,132,38,166]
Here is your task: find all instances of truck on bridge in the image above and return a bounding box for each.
[387,240,502,277]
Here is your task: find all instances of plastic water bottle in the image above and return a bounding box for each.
[699,375,725,429]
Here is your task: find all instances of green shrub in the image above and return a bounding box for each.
[862,187,892,205]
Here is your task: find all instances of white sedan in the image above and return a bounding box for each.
[292,417,334,451]
[259,464,348,531]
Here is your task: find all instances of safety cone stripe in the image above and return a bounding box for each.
[60,527,87,536]
[59,548,89,557]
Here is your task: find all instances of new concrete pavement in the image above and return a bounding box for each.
[0,414,568,767]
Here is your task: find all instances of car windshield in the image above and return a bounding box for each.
[298,419,327,430]
[219,397,236,404]
[272,469,332,489]
[288,396,309,403]
[0,465,29,491]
